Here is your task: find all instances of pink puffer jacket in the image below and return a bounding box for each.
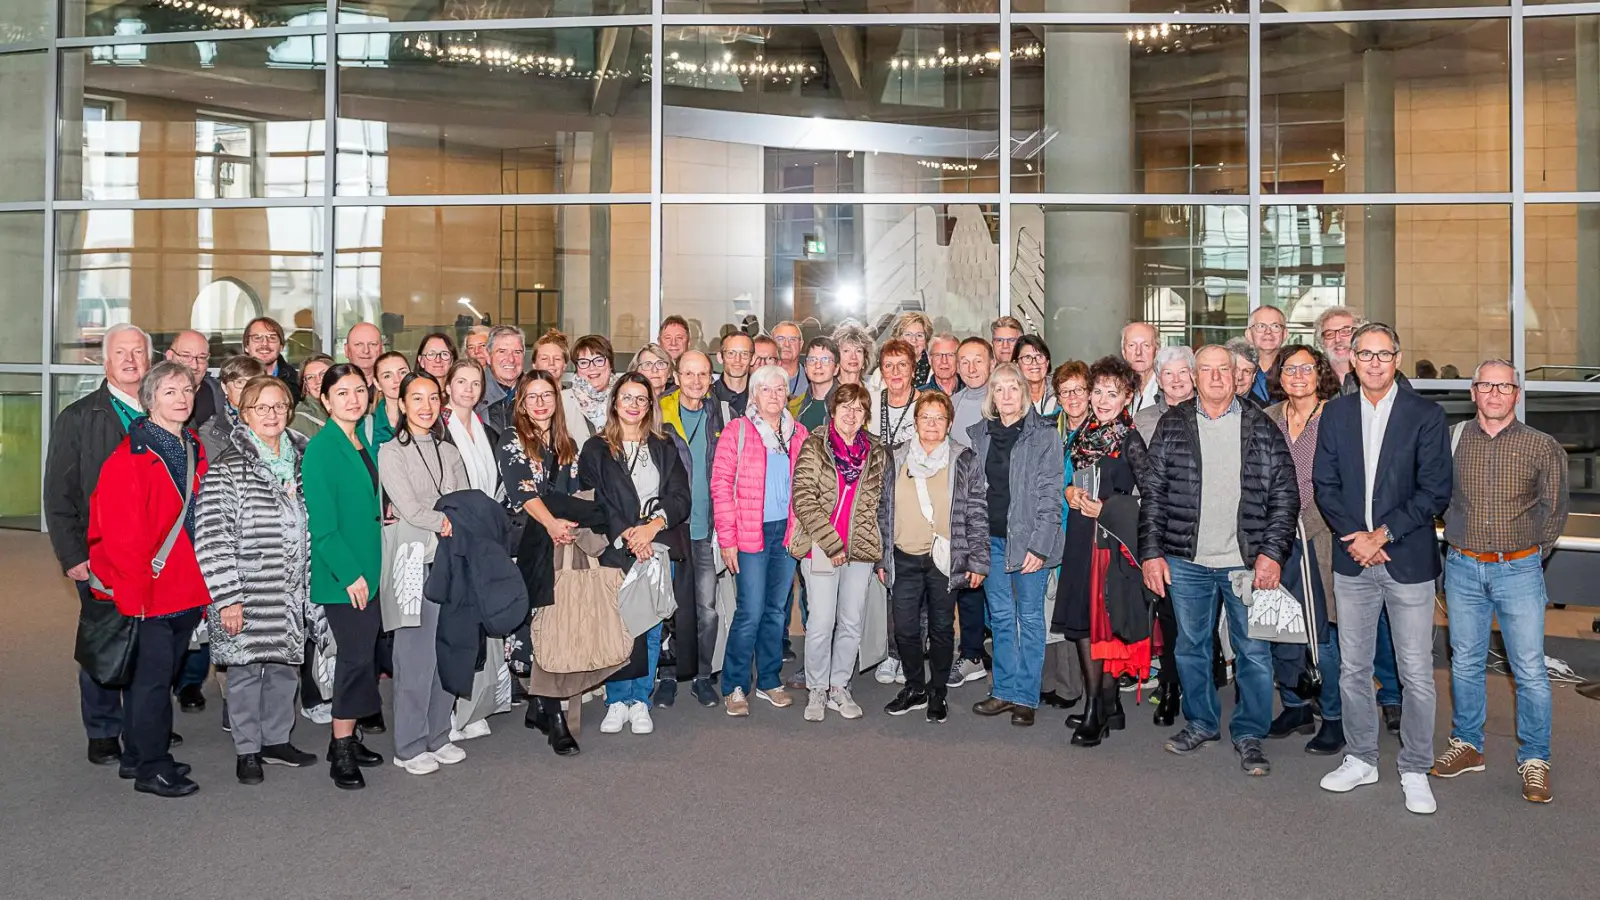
[711,416,808,554]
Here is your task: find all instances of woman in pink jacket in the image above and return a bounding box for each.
[711,365,808,717]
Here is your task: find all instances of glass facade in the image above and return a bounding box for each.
[3,1,1600,529]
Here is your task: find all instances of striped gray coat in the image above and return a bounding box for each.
[194,425,311,667]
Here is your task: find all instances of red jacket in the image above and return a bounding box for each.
[87,426,212,618]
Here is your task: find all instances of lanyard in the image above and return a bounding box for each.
[413,437,445,496]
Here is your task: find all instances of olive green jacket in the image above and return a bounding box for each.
[787,429,890,563]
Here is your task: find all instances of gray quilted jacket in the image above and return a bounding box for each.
[964,409,1067,573]
[876,441,988,592]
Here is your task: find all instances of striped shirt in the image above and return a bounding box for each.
[1443,418,1569,554]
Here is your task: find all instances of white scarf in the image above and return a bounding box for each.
[905,439,952,575]
[746,406,797,454]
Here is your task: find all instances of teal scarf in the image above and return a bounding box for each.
[250,430,298,487]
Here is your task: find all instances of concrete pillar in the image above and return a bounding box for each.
[587,119,613,336]
[1577,21,1600,368]
[1041,1,1134,360]
[1361,49,1397,327]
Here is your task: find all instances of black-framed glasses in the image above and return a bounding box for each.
[1472,381,1518,395]
[1354,349,1398,363]
[418,350,452,362]
[576,357,609,370]
[1057,386,1087,398]
[1320,325,1355,342]
[248,402,290,415]
[1018,353,1047,366]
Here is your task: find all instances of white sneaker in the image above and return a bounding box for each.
[1320,755,1380,793]
[874,658,899,685]
[448,719,492,743]
[300,703,332,725]
[804,688,827,722]
[1401,772,1437,815]
[430,743,466,765]
[394,753,439,775]
[628,703,654,735]
[828,686,864,720]
[601,701,630,733]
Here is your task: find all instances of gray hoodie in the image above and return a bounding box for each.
[950,384,988,450]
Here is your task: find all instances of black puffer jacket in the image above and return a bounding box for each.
[1137,398,1298,566]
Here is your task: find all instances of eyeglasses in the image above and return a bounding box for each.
[992,336,1019,346]
[930,351,957,362]
[525,391,557,404]
[1281,364,1316,376]
[170,351,209,365]
[248,402,290,415]
[636,359,670,372]
[722,349,752,361]
[1355,349,1398,363]
[1320,325,1355,342]
[1249,322,1286,335]
[881,360,910,373]
[774,334,802,345]
[245,333,280,346]
[754,355,778,366]
[1473,381,1518,395]
[1057,386,1087,398]
[618,394,652,407]
[1018,353,1047,366]
[576,357,609,370]
[900,330,927,342]
[418,350,452,362]
[916,414,948,424]
[803,355,835,366]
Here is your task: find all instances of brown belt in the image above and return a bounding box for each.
[1451,545,1539,564]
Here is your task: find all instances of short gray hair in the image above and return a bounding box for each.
[139,360,195,411]
[831,322,875,370]
[1351,322,1401,353]
[1314,306,1364,348]
[981,363,1026,419]
[102,322,151,357]
[930,331,960,349]
[1153,345,1196,378]
[1472,358,1519,386]
[1224,337,1259,366]
[466,324,492,342]
[749,364,790,395]
[487,324,525,349]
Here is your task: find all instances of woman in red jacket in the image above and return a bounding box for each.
[88,360,212,798]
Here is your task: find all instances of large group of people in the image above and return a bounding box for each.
[45,306,1570,815]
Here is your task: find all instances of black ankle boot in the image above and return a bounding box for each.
[327,737,365,790]
[1107,695,1126,731]
[1153,681,1180,728]
[526,697,551,734]
[544,700,579,757]
[1070,695,1110,747]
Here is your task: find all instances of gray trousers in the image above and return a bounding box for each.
[801,557,873,690]
[691,538,720,679]
[225,662,298,755]
[392,600,454,761]
[1041,641,1084,701]
[1334,565,1438,775]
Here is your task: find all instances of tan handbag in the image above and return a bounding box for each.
[531,540,632,674]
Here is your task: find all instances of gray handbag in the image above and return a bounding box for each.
[616,546,676,638]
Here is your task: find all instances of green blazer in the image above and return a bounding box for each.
[303,421,382,606]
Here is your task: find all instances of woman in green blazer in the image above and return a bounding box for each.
[302,362,385,789]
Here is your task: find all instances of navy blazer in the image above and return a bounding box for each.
[1312,385,1452,585]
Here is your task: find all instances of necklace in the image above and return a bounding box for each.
[623,438,648,476]
[880,389,913,445]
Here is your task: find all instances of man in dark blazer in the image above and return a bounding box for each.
[1312,323,1452,815]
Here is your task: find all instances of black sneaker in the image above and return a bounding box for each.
[926,695,949,723]
[1267,705,1316,739]
[1305,717,1346,756]
[884,688,929,716]
[651,678,677,708]
[87,737,121,766]
[236,754,265,785]
[1236,738,1271,776]
[135,772,199,798]
[121,761,190,780]
[1164,724,1221,755]
[691,678,719,708]
[1382,704,1402,736]
[261,742,318,767]
[177,684,206,713]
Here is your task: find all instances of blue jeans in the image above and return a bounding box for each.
[1375,606,1402,706]
[607,623,663,707]
[1167,556,1274,742]
[1445,549,1552,764]
[724,520,797,696]
[984,537,1047,708]
[1274,625,1343,720]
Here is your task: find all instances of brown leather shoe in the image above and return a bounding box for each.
[1010,706,1036,727]
[1519,760,1551,804]
[972,696,1015,717]
[1429,737,1486,778]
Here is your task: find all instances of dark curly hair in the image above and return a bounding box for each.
[1275,344,1340,401]
[1088,354,1139,400]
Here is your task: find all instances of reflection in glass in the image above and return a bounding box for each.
[671,0,992,12]
[1262,204,1510,376]
[1262,18,1510,194]
[1526,205,1600,382]
[1012,0,1241,12]
[1010,25,1249,194]
[0,51,47,202]
[663,26,1001,194]
[0,374,42,531]
[663,203,998,352]
[341,0,647,21]
[1526,16,1594,194]
[54,208,324,363]
[59,39,326,201]
[0,213,44,364]
[61,0,326,39]
[337,27,650,196]
[0,0,50,43]
[334,205,649,359]
[1012,204,1247,357]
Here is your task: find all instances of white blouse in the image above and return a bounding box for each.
[447,409,504,502]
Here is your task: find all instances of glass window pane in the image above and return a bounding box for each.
[1527,204,1600,383]
[59,39,327,201]
[334,204,649,361]
[55,207,325,363]
[0,51,47,201]
[1011,25,1249,194]
[1526,16,1593,194]
[0,0,50,42]
[344,0,646,21]
[0,373,42,531]
[1015,1,1240,10]
[1511,391,1600,519]
[0,213,43,364]
[1262,19,1510,194]
[61,1,326,39]
[1261,203,1510,378]
[664,203,998,351]
[1273,1,1505,9]
[675,0,991,12]
[336,27,650,197]
[1013,203,1248,356]
[664,26,1001,195]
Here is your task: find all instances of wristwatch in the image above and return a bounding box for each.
[1380,524,1395,544]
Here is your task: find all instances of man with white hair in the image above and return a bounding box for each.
[921,333,962,395]
[46,324,172,769]
[1431,359,1568,804]
[1121,321,1161,413]
[480,324,526,431]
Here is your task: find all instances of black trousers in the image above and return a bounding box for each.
[323,601,383,720]
[955,584,988,663]
[1155,593,1179,689]
[127,609,202,780]
[890,549,956,698]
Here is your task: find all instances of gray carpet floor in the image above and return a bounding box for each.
[1,531,1595,900]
